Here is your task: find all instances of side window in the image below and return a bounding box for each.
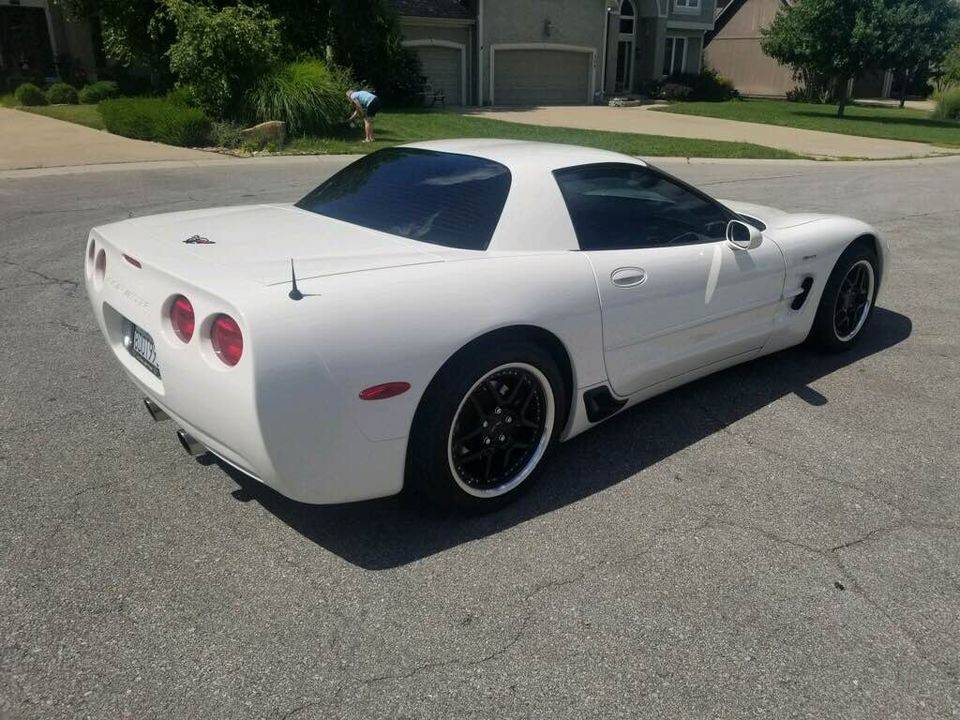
[553,163,731,251]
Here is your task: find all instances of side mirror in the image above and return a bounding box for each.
[726,219,762,250]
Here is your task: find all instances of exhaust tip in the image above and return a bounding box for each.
[176,429,205,457]
[144,398,169,422]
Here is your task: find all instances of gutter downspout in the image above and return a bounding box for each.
[478,0,485,106]
[600,6,611,96]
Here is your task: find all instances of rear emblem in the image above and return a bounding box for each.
[184,235,214,245]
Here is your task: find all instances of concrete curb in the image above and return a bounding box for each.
[2,148,958,180]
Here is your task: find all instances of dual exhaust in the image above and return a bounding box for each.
[144,397,206,457]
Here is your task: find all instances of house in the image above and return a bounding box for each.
[392,0,719,106]
[705,0,894,98]
[0,0,98,90]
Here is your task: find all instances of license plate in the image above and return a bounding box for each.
[123,320,161,378]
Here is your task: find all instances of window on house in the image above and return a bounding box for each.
[619,0,635,35]
[674,0,701,10]
[663,36,687,76]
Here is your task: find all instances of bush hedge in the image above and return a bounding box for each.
[666,70,739,101]
[99,98,211,146]
[932,88,960,121]
[78,81,119,104]
[661,83,693,100]
[249,59,352,135]
[46,82,80,105]
[15,83,47,106]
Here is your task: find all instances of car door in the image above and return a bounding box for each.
[554,163,785,397]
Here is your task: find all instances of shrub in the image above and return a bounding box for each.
[166,85,200,108]
[249,59,353,135]
[78,81,120,104]
[932,88,960,120]
[372,44,424,107]
[15,83,47,106]
[99,97,211,146]
[166,0,282,119]
[661,83,693,100]
[97,67,157,97]
[635,78,663,99]
[210,120,245,148]
[665,70,738,101]
[46,82,80,105]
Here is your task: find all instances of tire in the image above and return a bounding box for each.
[809,243,879,352]
[406,339,568,512]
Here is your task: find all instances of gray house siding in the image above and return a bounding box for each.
[666,0,715,26]
[393,0,717,106]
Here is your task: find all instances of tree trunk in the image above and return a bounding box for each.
[836,76,849,118]
[898,69,910,109]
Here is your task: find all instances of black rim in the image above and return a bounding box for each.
[450,367,548,490]
[834,261,872,340]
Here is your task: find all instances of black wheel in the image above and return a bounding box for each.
[406,339,567,512]
[809,243,879,352]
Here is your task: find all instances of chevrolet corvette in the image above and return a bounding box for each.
[85,140,885,510]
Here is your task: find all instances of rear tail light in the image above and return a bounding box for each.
[169,295,195,343]
[211,314,243,366]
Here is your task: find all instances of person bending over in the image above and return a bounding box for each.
[347,89,381,143]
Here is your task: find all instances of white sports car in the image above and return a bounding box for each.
[85,140,885,510]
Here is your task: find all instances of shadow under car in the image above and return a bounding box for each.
[216,306,911,570]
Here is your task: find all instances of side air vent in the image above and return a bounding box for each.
[584,386,628,423]
[791,276,814,310]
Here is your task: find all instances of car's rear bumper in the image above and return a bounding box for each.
[84,230,407,505]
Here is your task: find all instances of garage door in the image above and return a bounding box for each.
[493,49,591,105]
[413,45,462,106]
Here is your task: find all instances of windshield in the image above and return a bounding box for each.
[295,148,512,250]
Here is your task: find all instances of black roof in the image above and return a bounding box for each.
[390,0,474,19]
[707,0,792,44]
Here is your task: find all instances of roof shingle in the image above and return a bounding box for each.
[390,0,474,19]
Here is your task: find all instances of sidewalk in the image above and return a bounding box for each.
[465,105,952,160]
[0,107,218,171]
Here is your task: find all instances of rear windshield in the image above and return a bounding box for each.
[295,148,511,250]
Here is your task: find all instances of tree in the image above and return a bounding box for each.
[54,0,174,90]
[877,0,960,107]
[324,0,423,105]
[932,43,960,93]
[165,1,283,119]
[761,0,887,117]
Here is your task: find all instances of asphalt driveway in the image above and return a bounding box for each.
[1,155,958,719]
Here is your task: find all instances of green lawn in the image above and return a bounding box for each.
[0,93,17,108]
[285,110,801,159]
[21,104,105,130]
[8,102,800,159]
[656,99,960,148]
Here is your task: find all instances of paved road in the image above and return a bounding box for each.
[468,105,953,159]
[2,155,958,719]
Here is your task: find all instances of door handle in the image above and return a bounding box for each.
[611,267,647,288]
